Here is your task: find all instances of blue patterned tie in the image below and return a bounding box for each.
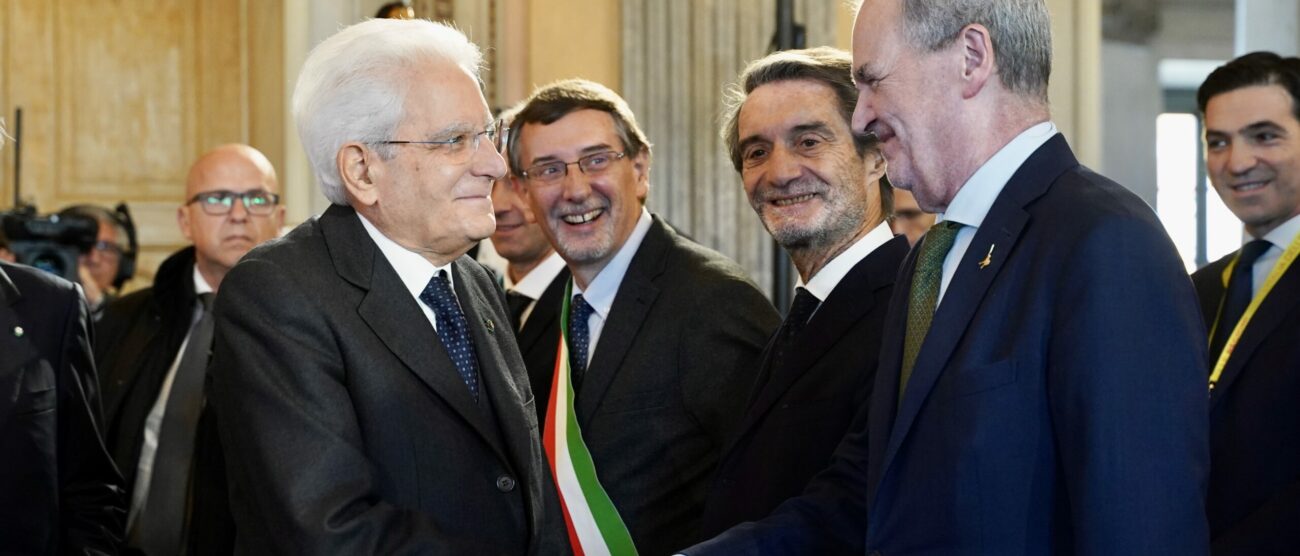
[419,270,481,402]
[568,294,596,388]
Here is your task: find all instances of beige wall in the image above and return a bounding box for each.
[526,0,621,94]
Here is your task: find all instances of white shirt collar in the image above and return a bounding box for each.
[939,121,1058,229]
[796,221,895,301]
[572,208,654,320]
[356,212,453,298]
[192,264,214,297]
[1260,212,1300,249]
[508,251,566,300]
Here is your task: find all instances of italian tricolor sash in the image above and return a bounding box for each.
[542,282,638,555]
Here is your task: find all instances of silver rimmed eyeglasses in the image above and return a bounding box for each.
[187,190,281,216]
[378,123,500,164]
[520,151,627,186]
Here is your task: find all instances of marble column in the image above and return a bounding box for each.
[1235,0,1299,56]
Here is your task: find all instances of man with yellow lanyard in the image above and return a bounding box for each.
[1194,51,1300,554]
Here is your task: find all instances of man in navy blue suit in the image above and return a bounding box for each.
[685,0,1210,553]
[1195,51,1300,554]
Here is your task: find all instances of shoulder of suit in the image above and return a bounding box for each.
[0,261,79,304]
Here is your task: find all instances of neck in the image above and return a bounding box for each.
[194,258,228,293]
[931,99,1050,212]
[507,249,554,284]
[790,213,883,282]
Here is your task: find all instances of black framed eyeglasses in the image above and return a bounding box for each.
[520,151,628,185]
[187,190,281,216]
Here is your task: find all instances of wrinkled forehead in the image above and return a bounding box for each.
[396,60,493,133]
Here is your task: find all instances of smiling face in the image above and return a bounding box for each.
[179,145,284,285]
[738,79,882,266]
[515,109,649,284]
[850,0,963,212]
[1205,84,1300,238]
[360,60,506,262]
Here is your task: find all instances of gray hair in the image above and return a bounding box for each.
[901,0,1052,101]
[292,18,483,205]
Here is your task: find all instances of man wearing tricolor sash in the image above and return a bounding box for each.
[507,79,780,555]
[1195,51,1300,554]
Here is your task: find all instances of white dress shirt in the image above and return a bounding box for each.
[795,221,896,310]
[358,213,454,332]
[506,251,567,326]
[127,265,213,530]
[1252,213,1300,293]
[936,121,1058,306]
[571,208,654,368]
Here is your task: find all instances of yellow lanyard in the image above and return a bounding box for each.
[1208,231,1300,391]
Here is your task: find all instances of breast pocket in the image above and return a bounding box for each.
[9,359,57,416]
[944,358,1017,400]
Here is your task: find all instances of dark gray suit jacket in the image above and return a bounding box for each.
[208,204,568,555]
[575,215,779,556]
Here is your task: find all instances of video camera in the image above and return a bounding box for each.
[0,205,97,282]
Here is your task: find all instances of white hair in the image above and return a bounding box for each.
[292,18,483,205]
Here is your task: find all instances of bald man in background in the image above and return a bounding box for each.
[96,144,284,555]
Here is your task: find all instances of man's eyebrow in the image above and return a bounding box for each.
[1242,120,1286,134]
[737,134,769,154]
[528,143,614,166]
[789,122,836,137]
[853,64,880,85]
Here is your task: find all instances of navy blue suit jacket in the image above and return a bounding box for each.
[1193,250,1300,555]
[687,135,1211,555]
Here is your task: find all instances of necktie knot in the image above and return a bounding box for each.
[1239,239,1271,270]
[786,287,820,333]
[506,290,533,329]
[1210,239,1273,361]
[197,292,214,313]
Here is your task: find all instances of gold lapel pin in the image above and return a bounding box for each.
[484,318,495,334]
[979,244,996,269]
[12,326,24,338]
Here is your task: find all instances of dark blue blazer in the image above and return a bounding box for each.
[1193,250,1300,555]
[687,134,1211,555]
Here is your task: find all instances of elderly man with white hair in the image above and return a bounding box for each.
[207,19,568,554]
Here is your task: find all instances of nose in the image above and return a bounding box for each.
[1226,143,1258,176]
[473,138,508,181]
[228,197,250,222]
[768,145,803,187]
[559,165,593,202]
[851,88,875,136]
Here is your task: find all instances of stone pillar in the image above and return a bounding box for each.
[1235,0,1299,56]
[1047,0,1102,168]
[1100,0,1161,207]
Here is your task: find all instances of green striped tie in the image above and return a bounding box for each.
[899,220,963,401]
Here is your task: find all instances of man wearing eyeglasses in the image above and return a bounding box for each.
[205,19,567,554]
[508,79,779,555]
[95,143,283,555]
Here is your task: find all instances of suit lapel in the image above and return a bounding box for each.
[0,268,40,416]
[1210,259,1300,407]
[322,205,507,461]
[454,260,531,471]
[516,268,569,354]
[877,135,1074,490]
[732,236,905,447]
[575,219,670,423]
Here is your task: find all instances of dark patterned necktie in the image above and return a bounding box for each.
[568,294,596,389]
[900,220,963,401]
[506,290,532,330]
[420,270,481,402]
[1210,239,1271,361]
[134,292,214,556]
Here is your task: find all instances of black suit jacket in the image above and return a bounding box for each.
[1193,250,1300,554]
[699,233,908,538]
[568,215,778,556]
[0,261,124,554]
[689,135,1210,555]
[95,246,233,555]
[516,266,570,424]
[208,204,567,555]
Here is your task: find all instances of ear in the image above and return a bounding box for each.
[338,142,381,207]
[958,23,996,100]
[177,205,195,242]
[864,149,887,184]
[631,149,651,202]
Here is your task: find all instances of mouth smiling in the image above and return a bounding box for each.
[562,208,604,225]
[772,193,817,207]
[1231,179,1270,193]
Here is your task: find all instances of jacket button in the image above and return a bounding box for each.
[496,475,516,492]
